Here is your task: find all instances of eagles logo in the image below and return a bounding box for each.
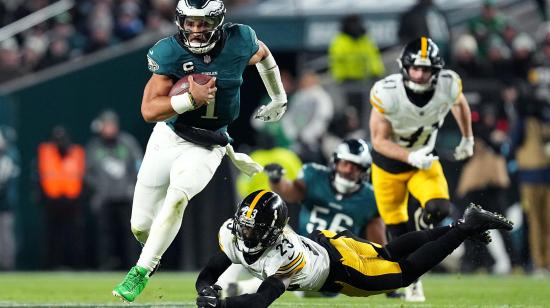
[147,56,159,72]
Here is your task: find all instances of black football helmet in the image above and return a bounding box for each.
[398,37,445,92]
[175,0,226,54]
[233,190,288,254]
[331,139,372,194]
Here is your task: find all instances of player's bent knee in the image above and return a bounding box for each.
[424,199,451,225]
[165,187,189,216]
[131,226,149,245]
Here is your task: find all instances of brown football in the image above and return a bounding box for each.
[168,73,213,96]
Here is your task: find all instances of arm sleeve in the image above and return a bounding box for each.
[195,251,233,293]
[224,276,286,308]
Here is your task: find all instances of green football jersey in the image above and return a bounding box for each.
[298,163,379,236]
[146,23,260,131]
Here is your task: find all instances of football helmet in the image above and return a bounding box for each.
[175,0,226,54]
[331,139,372,194]
[232,190,288,254]
[398,37,445,92]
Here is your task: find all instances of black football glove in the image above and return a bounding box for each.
[197,285,224,308]
[264,163,285,183]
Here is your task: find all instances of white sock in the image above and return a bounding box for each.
[137,187,188,272]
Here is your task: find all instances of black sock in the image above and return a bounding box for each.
[384,226,451,261]
[400,228,468,286]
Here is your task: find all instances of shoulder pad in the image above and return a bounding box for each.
[147,36,180,75]
[224,23,259,58]
[438,69,462,103]
[370,74,400,115]
[218,219,235,253]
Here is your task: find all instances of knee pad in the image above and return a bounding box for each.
[164,187,189,217]
[424,199,451,225]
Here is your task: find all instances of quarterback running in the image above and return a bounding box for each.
[369,36,474,300]
[112,0,287,302]
[195,190,512,308]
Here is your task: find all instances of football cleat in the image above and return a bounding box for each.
[112,266,149,302]
[458,203,513,235]
[469,230,492,245]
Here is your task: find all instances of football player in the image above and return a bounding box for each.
[217,139,386,297]
[369,37,474,301]
[195,190,512,308]
[112,0,287,302]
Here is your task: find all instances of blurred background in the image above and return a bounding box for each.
[0,0,548,279]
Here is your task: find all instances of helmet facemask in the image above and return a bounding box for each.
[331,139,372,195]
[398,37,445,93]
[232,191,288,255]
[175,0,225,54]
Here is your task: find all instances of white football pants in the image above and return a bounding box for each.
[131,122,226,271]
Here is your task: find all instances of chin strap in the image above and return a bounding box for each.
[405,80,434,93]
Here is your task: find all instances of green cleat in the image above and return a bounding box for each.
[112,266,149,302]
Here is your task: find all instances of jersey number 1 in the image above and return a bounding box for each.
[201,94,217,119]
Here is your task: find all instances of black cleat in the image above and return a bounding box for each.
[469,230,492,245]
[458,203,513,235]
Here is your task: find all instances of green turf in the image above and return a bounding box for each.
[0,272,547,307]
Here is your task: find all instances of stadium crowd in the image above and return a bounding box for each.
[0,0,548,281]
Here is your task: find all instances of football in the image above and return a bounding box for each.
[168,73,213,96]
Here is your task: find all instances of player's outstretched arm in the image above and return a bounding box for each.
[264,163,306,204]
[250,42,287,122]
[195,251,232,293]
[221,275,289,308]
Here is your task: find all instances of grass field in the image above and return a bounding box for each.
[0,272,547,307]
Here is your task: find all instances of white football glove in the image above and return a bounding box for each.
[407,148,439,170]
[254,100,287,122]
[453,136,474,161]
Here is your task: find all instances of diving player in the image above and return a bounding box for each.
[195,190,512,308]
[369,36,474,301]
[218,139,386,296]
[112,0,287,302]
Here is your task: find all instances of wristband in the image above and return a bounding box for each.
[170,92,196,114]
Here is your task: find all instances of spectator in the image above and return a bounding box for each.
[398,0,451,60]
[281,72,334,163]
[114,1,144,41]
[37,125,86,269]
[0,126,20,270]
[513,27,550,275]
[468,0,507,59]
[329,14,385,83]
[329,14,384,126]
[0,38,25,84]
[85,110,143,270]
[456,116,512,274]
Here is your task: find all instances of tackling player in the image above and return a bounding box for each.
[112,0,287,302]
[195,190,512,308]
[218,139,387,297]
[369,37,474,301]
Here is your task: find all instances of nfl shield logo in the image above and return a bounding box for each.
[203,55,211,64]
